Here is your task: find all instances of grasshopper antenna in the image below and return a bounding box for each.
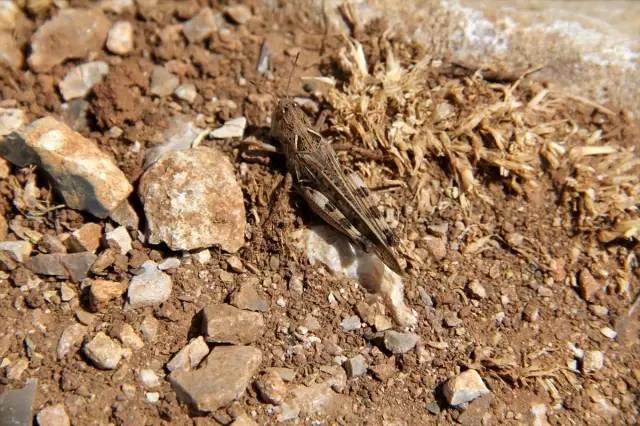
[247,78,276,98]
[285,52,300,99]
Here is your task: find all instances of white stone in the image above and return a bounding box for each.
[301,225,416,327]
[442,370,490,406]
[59,61,109,101]
[0,117,133,218]
[182,7,216,43]
[127,260,172,309]
[139,369,161,388]
[467,280,487,299]
[0,108,24,137]
[174,83,197,104]
[340,316,361,331]
[158,257,180,270]
[106,21,134,55]
[210,117,247,139]
[166,336,210,372]
[150,66,179,97]
[600,327,617,340]
[146,392,160,403]
[193,249,211,265]
[104,226,132,255]
[138,147,246,253]
[83,332,126,370]
[582,350,604,374]
[60,282,76,301]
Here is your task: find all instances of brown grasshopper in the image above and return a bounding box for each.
[264,56,404,276]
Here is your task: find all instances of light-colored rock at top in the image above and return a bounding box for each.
[28,8,111,72]
[59,61,109,101]
[183,7,217,43]
[0,117,133,218]
[138,147,245,253]
[106,21,134,55]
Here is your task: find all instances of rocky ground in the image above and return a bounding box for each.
[0,1,639,426]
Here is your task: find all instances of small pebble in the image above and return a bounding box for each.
[227,256,244,273]
[158,257,180,270]
[139,369,161,388]
[467,280,487,299]
[344,354,367,378]
[340,316,361,331]
[582,350,604,374]
[210,116,247,139]
[106,21,134,55]
[255,370,287,405]
[600,327,617,340]
[36,404,70,426]
[146,392,160,403]
[174,83,197,104]
[276,297,286,308]
[225,4,252,24]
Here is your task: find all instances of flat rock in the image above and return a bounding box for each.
[89,279,127,311]
[278,368,349,422]
[169,345,262,412]
[202,304,265,344]
[166,336,210,372]
[0,108,24,137]
[442,369,490,406]
[158,257,180,270]
[383,331,420,354]
[28,8,111,72]
[117,324,145,350]
[174,84,197,104]
[59,61,109,101]
[340,315,361,331]
[25,252,96,282]
[0,240,32,271]
[109,200,140,230]
[39,234,66,254]
[106,21,134,55]
[36,404,70,426]
[183,7,217,43]
[83,331,125,370]
[57,323,88,359]
[210,116,247,139]
[0,379,37,426]
[150,66,180,97]
[0,117,133,218]
[230,281,270,312]
[138,147,245,252]
[127,260,172,309]
[67,223,102,253]
[344,354,368,378]
[103,226,132,255]
[61,252,97,282]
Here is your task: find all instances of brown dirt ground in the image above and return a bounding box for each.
[0,1,639,425]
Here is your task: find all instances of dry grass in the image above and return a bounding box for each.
[309,36,639,245]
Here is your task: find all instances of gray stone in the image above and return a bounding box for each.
[150,66,179,97]
[61,252,96,282]
[109,200,139,230]
[0,117,133,218]
[59,61,109,101]
[428,223,448,237]
[36,404,70,426]
[60,99,91,132]
[127,260,172,309]
[340,315,361,331]
[57,323,88,359]
[201,304,265,344]
[103,226,132,255]
[383,331,420,354]
[166,336,210,372]
[139,147,245,253]
[344,354,367,378]
[28,9,111,72]
[442,370,490,406]
[0,241,32,270]
[457,394,493,426]
[83,331,125,370]
[60,283,76,302]
[183,8,217,43]
[0,379,37,426]
[26,254,67,278]
[169,345,262,412]
[288,275,304,295]
[230,281,270,312]
[582,350,604,374]
[106,21,134,55]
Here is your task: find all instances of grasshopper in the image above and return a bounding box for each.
[265,56,403,276]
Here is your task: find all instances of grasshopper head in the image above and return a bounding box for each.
[270,98,310,154]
